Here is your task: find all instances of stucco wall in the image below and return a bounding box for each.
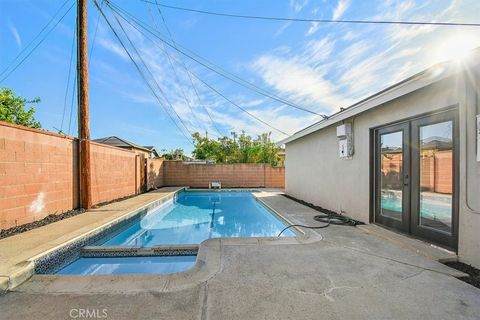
[285,72,480,267]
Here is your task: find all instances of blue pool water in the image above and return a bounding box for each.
[56,256,196,275]
[381,194,452,224]
[100,191,294,246]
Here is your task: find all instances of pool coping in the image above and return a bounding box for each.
[4,187,322,291]
[0,188,184,291]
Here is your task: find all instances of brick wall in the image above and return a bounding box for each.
[153,161,284,188]
[90,142,137,206]
[0,122,79,229]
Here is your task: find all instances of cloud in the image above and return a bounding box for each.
[332,0,350,20]
[253,54,350,113]
[290,0,310,13]
[91,0,480,149]
[306,22,320,36]
[9,24,22,48]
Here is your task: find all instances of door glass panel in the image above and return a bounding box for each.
[419,121,453,234]
[380,131,404,221]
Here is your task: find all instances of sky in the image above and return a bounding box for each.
[1,0,480,155]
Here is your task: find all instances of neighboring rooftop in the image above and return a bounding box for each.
[93,136,158,156]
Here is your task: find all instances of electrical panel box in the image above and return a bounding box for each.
[336,123,351,138]
[337,123,353,158]
[338,138,352,158]
[477,114,480,162]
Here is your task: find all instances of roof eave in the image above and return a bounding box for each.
[278,54,479,146]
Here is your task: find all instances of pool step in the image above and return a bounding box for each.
[80,245,199,258]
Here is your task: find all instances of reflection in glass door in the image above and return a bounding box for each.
[418,121,453,233]
[380,131,404,220]
[411,110,458,249]
[374,109,458,250]
[374,123,409,232]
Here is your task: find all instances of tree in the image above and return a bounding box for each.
[192,131,282,166]
[161,148,186,160]
[0,88,41,129]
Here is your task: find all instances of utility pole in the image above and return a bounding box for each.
[77,0,92,208]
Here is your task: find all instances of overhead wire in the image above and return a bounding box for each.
[0,0,72,79]
[110,10,195,140]
[153,0,226,137]
[94,0,194,145]
[109,1,324,118]
[141,0,480,28]
[144,2,205,134]
[60,25,77,133]
[107,3,291,136]
[67,4,101,137]
[0,0,76,83]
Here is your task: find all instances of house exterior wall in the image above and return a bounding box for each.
[285,71,480,268]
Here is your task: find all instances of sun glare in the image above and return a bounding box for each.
[432,33,480,64]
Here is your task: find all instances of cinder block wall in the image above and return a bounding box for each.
[90,142,137,206]
[0,122,79,229]
[0,121,140,230]
[1,121,286,230]
[157,161,285,188]
[146,158,164,190]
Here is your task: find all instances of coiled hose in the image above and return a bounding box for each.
[277,213,361,237]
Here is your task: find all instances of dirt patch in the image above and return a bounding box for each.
[282,194,341,215]
[0,208,86,240]
[0,193,146,240]
[444,261,480,289]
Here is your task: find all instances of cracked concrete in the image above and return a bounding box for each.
[0,190,479,319]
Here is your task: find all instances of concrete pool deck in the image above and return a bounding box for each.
[0,187,184,291]
[1,189,479,319]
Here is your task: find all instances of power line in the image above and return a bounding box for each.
[141,0,480,27]
[0,0,76,83]
[67,73,77,136]
[89,8,102,64]
[109,1,324,117]
[110,10,194,140]
[68,14,78,137]
[0,0,72,78]
[94,0,194,145]
[144,2,205,133]
[108,4,290,137]
[153,0,226,137]
[61,26,76,132]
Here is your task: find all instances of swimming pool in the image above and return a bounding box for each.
[56,255,196,275]
[99,191,294,247]
[381,194,452,224]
